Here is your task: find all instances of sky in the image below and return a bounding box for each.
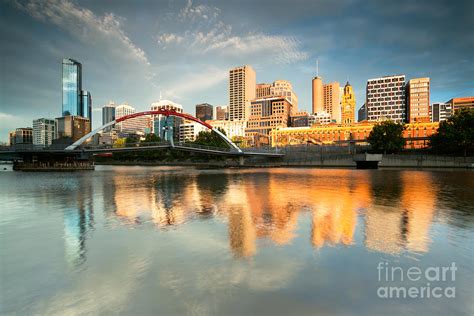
[0,0,473,142]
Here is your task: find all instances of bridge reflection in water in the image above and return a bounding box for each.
[62,167,449,261]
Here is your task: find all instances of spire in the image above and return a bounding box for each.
[316,59,319,77]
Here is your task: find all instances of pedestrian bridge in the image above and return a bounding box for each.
[81,141,283,157]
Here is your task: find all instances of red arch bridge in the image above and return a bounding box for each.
[63,110,283,157]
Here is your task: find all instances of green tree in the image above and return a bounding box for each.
[141,133,161,143]
[367,120,406,154]
[193,127,229,149]
[430,108,474,156]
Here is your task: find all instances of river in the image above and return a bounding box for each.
[1,166,473,315]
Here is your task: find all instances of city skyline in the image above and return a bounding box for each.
[1,0,473,142]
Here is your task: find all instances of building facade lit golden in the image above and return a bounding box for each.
[341,81,356,125]
[246,97,293,146]
[312,75,323,114]
[271,121,439,149]
[446,96,474,112]
[407,77,430,123]
[255,80,298,112]
[323,82,341,123]
[229,65,256,121]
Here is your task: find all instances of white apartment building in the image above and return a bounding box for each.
[309,112,332,125]
[178,122,207,142]
[33,118,56,146]
[207,120,247,139]
[115,103,150,134]
[366,75,406,123]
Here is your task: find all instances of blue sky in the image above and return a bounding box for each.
[1,0,473,142]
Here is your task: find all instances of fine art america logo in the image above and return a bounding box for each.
[377,262,457,299]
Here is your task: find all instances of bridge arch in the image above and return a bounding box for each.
[65,110,242,152]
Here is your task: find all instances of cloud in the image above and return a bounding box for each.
[12,0,150,66]
[156,0,308,64]
[163,67,228,100]
[179,0,220,22]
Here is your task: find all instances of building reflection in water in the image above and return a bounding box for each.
[364,171,437,254]
[101,168,438,258]
[63,176,95,267]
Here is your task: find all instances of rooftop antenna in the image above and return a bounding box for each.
[159,91,162,101]
[316,59,319,77]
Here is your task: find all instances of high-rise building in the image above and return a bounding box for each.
[431,102,452,122]
[312,75,323,114]
[323,82,341,123]
[407,77,430,123]
[446,97,474,113]
[10,128,33,145]
[150,99,183,140]
[366,74,406,123]
[81,90,92,120]
[56,116,90,142]
[255,80,298,112]
[229,65,256,121]
[270,80,298,111]
[178,122,207,142]
[102,101,116,132]
[62,58,82,117]
[256,83,271,98]
[358,103,367,122]
[195,103,213,122]
[33,118,56,146]
[246,97,293,143]
[215,105,228,120]
[341,81,356,125]
[114,103,150,134]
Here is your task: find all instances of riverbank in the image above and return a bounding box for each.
[95,154,474,169]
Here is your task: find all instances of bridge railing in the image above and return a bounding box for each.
[176,142,235,153]
[81,141,171,150]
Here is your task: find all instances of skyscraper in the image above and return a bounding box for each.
[102,101,116,132]
[255,80,298,112]
[62,58,82,117]
[341,82,356,125]
[323,82,341,123]
[81,90,92,120]
[407,77,430,123]
[229,65,256,121]
[195,103,213,122]
[33,118,56,146]
[366,75,406,123]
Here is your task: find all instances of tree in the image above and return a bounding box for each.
[367,120,405,154]
[193,127,229,148]
[141,133,161,143]
[430,108,474,156]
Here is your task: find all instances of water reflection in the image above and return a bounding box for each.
[70,168,453,260]
[63,177,94,266]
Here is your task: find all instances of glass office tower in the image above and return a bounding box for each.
[81,90,92,120]
[62,58,82,116]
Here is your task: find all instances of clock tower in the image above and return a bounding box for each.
[341,81,356,125]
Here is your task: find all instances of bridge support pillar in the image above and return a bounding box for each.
[239,156,244,166]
